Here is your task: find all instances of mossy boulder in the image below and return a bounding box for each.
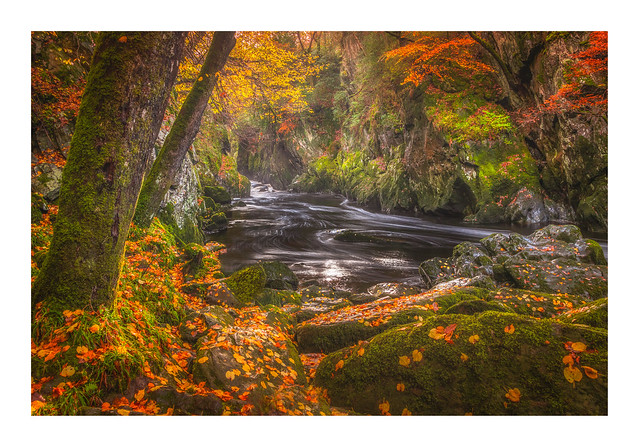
[203,185,232,204]
[418,257,454,288]
[504,259,607,299]
[205,281,242,308]
[200,210,228,235]
[444,299,514,315]
[295,286,491,354]
[223,265,267,306]
[223,261,299,306]
[255,288,302,307]
[314,312,607,415]
[557,297,608,329]
[260,261,299,290]
[178,305,235,344]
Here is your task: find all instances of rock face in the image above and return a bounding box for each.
[484,32,608,232]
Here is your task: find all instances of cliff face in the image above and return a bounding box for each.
[485,32,607,231]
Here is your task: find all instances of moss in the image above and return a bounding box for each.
[314,312,607,415]
[203,185,231,204]
[584,239,607,266]
[224,265,267,305]
[444,299,515,315]
[557,298,607,329]
[255,288,302,307]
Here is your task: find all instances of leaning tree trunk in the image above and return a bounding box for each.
[134,31,236,227]
[32,32,187,312]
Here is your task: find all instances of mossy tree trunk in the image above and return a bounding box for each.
[134,32,236,227]
[32,32,187,312]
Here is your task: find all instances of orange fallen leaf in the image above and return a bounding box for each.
[505,388,521,402]
[401,408,412,416]
[89,324,100,333]
[357,347,365,356]
[428,327,446,340]
[468,334,479,344]
[225,370,236,381]
[504,324,515,334]
[396,383,405,392]
[31,400,45,413]
[582,366,599,379]
[76,346,88,355]
[379,400,390,415]
[118,36,127,43]
[335,360,344,371]
[134,389,145,402]
[117,409,130,416]
[399,356,411,367]
[412,349,423,362]
[460,353,469,362]
[571,342,587,352]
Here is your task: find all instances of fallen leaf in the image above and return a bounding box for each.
[412,349,423,362]
[198,356,209,364]
[460,353,469,362]
[134,389,145,402]
[335,360,344,371]
[564,365,583,384]
[89,324,100,333]
[562,354,574,366]
[396,383,405,392]
[60,365,75,377]
[399,356,411,367]
[117,409,130,416]
[582,366,598,379]
[428,327,445,340]
[504,324,515,334]
[401,408,412,415]
[468,334,479,344]
[505,388,521,402]
[357,347,365,356]
[379,400,390,415]
[571,342,587,352]
[118,36,127,43]
[76,346,88,355]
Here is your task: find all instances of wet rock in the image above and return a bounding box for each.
[367,282,423,298]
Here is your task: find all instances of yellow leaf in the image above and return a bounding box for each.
[401,408,412,416]
[468,334,479,344]
[460,353,469,362]
[428,328,445,340]
[564,365,583,384]
[571,342,587,352]
[134,389,145,402]
[412,349,423,362]
[335,360,344,371]
[242,363,251,372]
[396,383,405,392]
[89,324,100,333]
[225,370,236,380]
[505,388,521,402]
[117,409,130,416]
[198,356,209,364]
[31,400,45,413]
[378,400,390,414]
[398,356,411,367]
[76,346,88,355]
[357,347,365,356]
[582,366,598,379]
[60,365,75,377]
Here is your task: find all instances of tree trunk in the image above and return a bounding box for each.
[134,32,236,228]
[32,32,186,312]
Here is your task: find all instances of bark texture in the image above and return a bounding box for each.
[134,31,236,227]
[32,32,187,311]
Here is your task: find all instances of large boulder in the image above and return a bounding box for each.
[223,261,299,307]
[314,312,607,415]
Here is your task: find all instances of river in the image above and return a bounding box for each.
[211,182,608,293]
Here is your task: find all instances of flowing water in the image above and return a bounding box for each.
[211,182,608,293]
